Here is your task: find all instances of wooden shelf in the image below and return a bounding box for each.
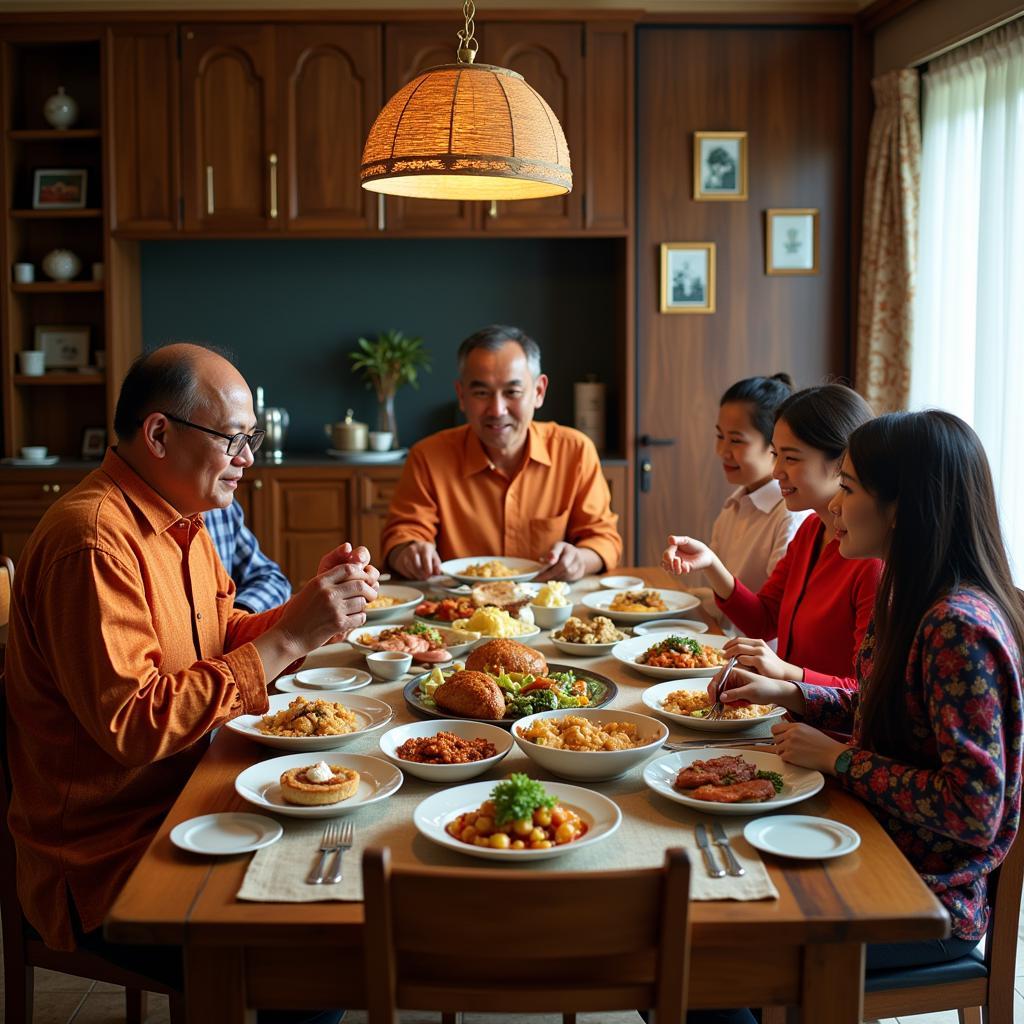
[14,372,105,385]
[8,129,101,141]
[10,208,102,219]
[11,281,104,294]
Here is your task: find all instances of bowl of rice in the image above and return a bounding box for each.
[641,679,787,733]
[549,615,627,657]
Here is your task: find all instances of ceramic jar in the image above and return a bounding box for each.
[41,249,82,282]
[325,409,368,451]
[43,86,79,130]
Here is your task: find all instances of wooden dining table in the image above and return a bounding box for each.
[106,567,948,1023]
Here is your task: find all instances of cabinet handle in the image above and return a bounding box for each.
[42,484,50,493]
[206,165,215,215]
[42,483,61,495]
[268,153,278,219]
[53,483,61,494]
[253,479,263,490]
[488,199,498,219]
[377,193,385,232]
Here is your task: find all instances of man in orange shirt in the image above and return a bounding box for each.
[5,344,376,993]
[382,325,622,581]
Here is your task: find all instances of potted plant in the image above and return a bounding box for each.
[349,329,431,449]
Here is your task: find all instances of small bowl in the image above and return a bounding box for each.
[378,719,513,782]
[366,651,413,681]
[293,667,360,689]
[632,618,709,636]
[511,708,668,782]
[530,602,573,630]
[599,574,644,590]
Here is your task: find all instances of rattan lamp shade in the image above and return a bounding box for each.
[360,62,572,200]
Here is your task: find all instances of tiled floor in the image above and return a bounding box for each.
[2,917,1023,1023]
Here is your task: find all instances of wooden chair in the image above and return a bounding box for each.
[362,845,692,1024]
[763,826,1024,1024]
[0,631,185,1024]
[0,554,13,671]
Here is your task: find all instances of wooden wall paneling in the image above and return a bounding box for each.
[635,27,851,564]
[278,23,381,232]
[107,26,180,233]
[482,22,584,232]
[181,24,275,231]
[584,22,633,233]
[382,23,481,233]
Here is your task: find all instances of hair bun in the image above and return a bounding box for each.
[771,372,794,388]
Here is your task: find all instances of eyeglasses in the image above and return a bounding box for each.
[162,412,265,456]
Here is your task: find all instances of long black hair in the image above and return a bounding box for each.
[774,383,874,461]
[720,373,794,446]
[849,410,1024,757]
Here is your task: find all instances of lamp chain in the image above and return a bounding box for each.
[457,0,478,63]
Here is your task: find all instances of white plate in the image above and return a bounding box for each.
[744,814,861,860]
[413,620,542,645]
[2,455,60,466]
[611,631,729,679]
[348,622,477,658]
[599,574,645,589]
[274,668,373,694]
[325,447,408,464]
[641,679,786,732]
[169,812,283,855]
[548,635,624,658]
[632,618,709,635]
[414,780,622,861]
[581,588,700,624]
[235,752,403,818]
[294,667,362,688]
[365,584,423,621]
[643,748,824,816]
[439,556,545,585]
[225,691,393,751]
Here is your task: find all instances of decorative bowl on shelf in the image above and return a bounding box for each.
[41,249,81,282]
[43,86,79,130]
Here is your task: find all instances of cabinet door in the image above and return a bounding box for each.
[277,24,381,232]
[482,23,583,232]
[108,27,180,232]
[268,476,351,587]
[356,469,402,567]
[382,23,481,233]
[181,24,276,231]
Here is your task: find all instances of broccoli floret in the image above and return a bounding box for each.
[527,689,560,712]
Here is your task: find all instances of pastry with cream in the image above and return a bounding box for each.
[279,761,360,806]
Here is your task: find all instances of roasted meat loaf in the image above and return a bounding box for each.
[465,638,547,678]
[434,670,506,720]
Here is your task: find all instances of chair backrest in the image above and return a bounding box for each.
[983,819,1024,990]
[0,673,29,966]
[0,555,12,632]
[362,846,691,1024]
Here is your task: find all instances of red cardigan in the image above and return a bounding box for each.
[716,515,882,690]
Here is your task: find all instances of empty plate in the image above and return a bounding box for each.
[169,813,283,855]
[274,668,373,694]
[295,667,360,688]
[743,814,860,860]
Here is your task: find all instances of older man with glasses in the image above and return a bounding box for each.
[4,344,369,1022]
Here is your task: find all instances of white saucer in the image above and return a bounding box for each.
[169,812,283,855]
[743,814,860,860]
[3,455,59,466]
[274,668,373,694]
[325,448,407,464]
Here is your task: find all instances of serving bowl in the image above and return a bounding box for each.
[378,719,513,782]
[511,707,668,781]
[530,602,573,630]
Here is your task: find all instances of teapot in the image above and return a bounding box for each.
[325,409,368,452]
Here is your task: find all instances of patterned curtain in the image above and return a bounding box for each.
[855,69,921,412]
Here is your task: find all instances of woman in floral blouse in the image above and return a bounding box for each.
[718,410,1023,968]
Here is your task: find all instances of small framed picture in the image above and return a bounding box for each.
[694,132,747,201]
[660,242,716,314]
[32,168,88,210]
[766,208,819,275]
[81,427,107,460]
[34,325,90,369]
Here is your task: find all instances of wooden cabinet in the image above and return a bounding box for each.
[356,469,402,566]
[108,26,180,232]
[0,472,85,562]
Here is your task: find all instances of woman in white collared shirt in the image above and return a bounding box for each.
[697,374,810,630]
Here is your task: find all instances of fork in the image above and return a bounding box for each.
[706,656,738,722]
[324,820,354,885]
[306,822,342,885]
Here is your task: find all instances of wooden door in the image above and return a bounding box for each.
[277,24,381,232]
[181,24,275,231]
[382,23,481,233]
[482,23,583,233]
[107,27,180,232]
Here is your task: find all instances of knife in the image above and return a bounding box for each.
[662,738,775,751]
[694,823,725,878]
[712,821,745,877]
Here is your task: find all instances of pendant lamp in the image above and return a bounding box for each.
[360,1,572,201]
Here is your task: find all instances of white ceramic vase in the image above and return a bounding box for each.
[43,86,79,130]
[41,249,82,281]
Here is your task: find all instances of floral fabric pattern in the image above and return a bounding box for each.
[800,588,1023,940]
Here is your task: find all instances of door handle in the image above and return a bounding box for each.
[639,435,675,447]
[640,459,653,493]
[206,164,215,215]
[268,153,278,219]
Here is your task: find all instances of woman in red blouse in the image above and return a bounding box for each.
[663,384,880,690]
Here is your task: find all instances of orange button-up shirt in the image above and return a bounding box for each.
[5,450,279,951]
[381,422,622,571]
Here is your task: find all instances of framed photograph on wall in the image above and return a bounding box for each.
[32,169,88,209]
[693,132,747,201]
[34,325,90,368]
[766,208,819,274]
[660,242,716,314]
[81,427,107,459]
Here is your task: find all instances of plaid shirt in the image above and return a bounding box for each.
[204,501,291,613]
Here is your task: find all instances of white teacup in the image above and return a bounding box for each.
[368,431,393,452]
[366,650,412,681]
[18,350,45,376]
[20,446,48,461]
